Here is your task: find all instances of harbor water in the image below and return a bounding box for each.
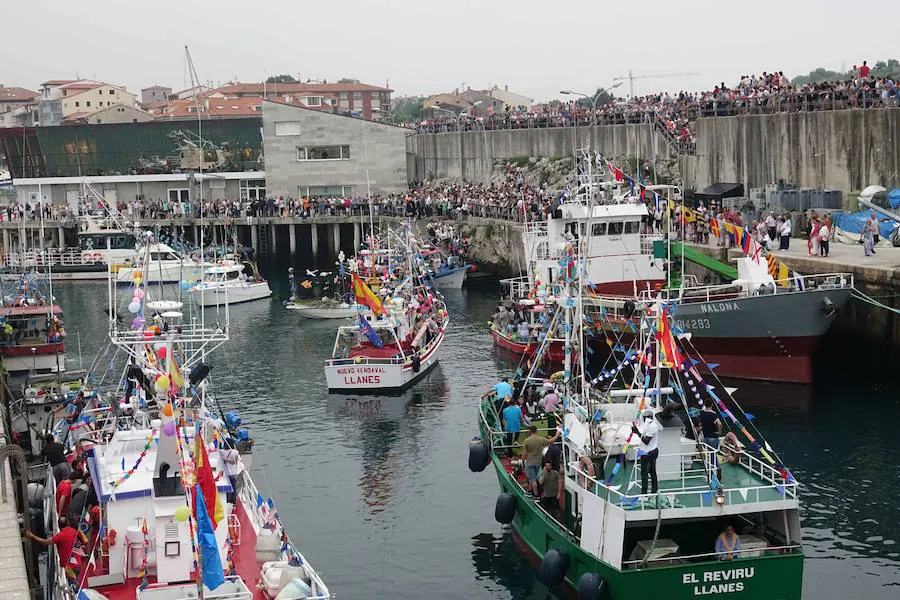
[51,259,899,600]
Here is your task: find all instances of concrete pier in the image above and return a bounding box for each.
[331,224,341,254]
[354,222,361,251]
[289,225,297,254]
[269,225,277,254]
[0,419,31,600]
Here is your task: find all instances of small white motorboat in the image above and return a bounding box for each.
[190,264,272,306]
[116,243,206,284]
[286,298,360,319]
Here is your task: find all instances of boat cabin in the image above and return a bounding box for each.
[524,202,666,295]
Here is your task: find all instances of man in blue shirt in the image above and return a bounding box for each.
[486,377,514,414]
[501,399,524,458]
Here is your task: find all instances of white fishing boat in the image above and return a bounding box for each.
[324,225,450,393]
[116,243,207,285]
[190,264,272,306]
[431,264,470,289]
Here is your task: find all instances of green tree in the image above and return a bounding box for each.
[392,96,424,123]
[265,74,296,84]
[572,87,614,108]
[338,78,361,84]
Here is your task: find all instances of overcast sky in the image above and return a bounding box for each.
[7,0,900,102]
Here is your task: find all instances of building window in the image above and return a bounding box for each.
[299,185,354,198]
[75,102,80,107]
[168,188,190,203]
[297,146,350,161]
[240,179,266,201]
[352,92,363,103]
[86,101,91,107]
[273,121,302,136]
[305,96,322,106]
[109,90,115,95]
[339,92,349,103]
[330,99,337,106]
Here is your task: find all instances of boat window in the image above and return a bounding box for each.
[227,270,241,280]
[624,221,641,234]
[591,223,607,236]
[608,222,624,235]
[564,222,579,239]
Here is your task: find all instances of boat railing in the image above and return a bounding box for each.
[636,272,854,303]
[2,248,98,268]
[566,444,798,513]
[523,221,548,236]
[500,275,533,301]
[619,543,803,569]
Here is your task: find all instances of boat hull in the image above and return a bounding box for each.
[486,454,803,600]
[490,328,566,363]
[190,282,272,306]
[432,265,469,289]
[0,342,66,374]
[325,330,444,394]
[590,286,851,383]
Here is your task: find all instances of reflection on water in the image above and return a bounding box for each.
[45,266,900,600]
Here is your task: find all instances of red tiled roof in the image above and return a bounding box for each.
[154,94,331,119]
[41,79,77,86]
[216,81,392,95]
[59,80,104,91]
[0,87,39,102]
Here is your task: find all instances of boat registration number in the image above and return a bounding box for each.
[673,318,711,330]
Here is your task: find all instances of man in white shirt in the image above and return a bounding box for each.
[631,409,660,494]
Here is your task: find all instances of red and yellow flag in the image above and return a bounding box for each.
[353,273,385,316]
[193,430,224,528]
[657,309,682,368]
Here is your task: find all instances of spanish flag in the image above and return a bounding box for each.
[193,428,225,528]
[353,273,384,316]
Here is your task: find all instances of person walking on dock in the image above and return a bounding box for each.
[818,220,830,257]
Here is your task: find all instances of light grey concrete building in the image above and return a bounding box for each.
[262,99,409,199]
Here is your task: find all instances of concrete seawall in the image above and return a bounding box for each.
[686,108,900,193]
[406,124,674,183]
[409,109,900,196]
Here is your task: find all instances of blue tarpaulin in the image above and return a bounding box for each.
[833,189,900,239]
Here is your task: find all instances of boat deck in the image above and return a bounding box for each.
[84,497,272,600]
[500,433,791,515]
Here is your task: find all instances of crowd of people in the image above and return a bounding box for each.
[415,62,898,154]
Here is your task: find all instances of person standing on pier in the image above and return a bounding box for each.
[818,219,830,257]
[864,214,878,256]
[779,214,792,250]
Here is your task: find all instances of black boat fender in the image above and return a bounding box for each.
[411,353,421,373]
[821,296,837,317]
[539,548,570,588]
[468,440,490,472]
[494,492,516,524]
[578,572,610,600]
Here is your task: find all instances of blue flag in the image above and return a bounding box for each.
[358,315,384,348]
[194,484,224,590]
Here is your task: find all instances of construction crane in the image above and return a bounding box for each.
[612,70,701,98]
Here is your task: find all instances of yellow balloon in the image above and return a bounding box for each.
[174,506,191,522]
[155,374,170,390]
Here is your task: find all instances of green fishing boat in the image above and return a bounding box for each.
[470,253,803,599]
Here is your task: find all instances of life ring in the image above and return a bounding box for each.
[108,528,117,546]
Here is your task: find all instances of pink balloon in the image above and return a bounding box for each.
[132,316,145,329]
[163,421,176,437]
[157,347,168,360]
